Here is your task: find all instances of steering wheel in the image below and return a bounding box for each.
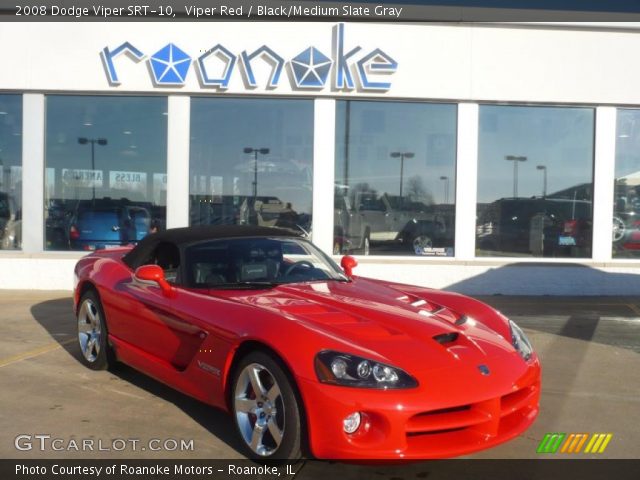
[283,260,315,276]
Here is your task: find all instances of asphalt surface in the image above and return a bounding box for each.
[0,291,638,460]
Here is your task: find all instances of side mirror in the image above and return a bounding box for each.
[134,264,172,296]
[340,255,358,278]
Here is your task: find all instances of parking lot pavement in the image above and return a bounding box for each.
[0,291,638,460]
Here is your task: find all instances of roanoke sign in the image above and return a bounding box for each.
[100,23,397,92]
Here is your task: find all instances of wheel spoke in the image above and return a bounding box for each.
[78,320,92,334]
[87,305,97,325]
[235,397,256,414]
[248,366,267,397]
[250,423,265,452]
[267,418,283,446]
[84,337,95,357]
[266,383,280,403]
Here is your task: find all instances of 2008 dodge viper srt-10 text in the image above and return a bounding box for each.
[73,225,540,459]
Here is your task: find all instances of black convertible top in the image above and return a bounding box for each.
[122,225,303,269]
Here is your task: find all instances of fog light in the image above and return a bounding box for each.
[343,411,361,434]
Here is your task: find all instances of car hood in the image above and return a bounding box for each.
[216,278,520,378]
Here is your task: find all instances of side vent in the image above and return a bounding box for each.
[433,332,459,345]
[454,315,468,326]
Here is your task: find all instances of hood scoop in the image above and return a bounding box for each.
[433,332,459,345]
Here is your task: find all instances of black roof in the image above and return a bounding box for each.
[123,225,303,269]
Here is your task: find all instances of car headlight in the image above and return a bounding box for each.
[509,320,534,361]
[314,350,418,389]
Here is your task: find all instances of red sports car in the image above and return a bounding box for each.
[73,225,540,460]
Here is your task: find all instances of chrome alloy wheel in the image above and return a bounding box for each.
[413,234,433,254]
[234,363,285,457]
[613,216,625,243]
[77,299,102,363]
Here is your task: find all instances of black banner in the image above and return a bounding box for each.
[3,459,640,480]
[4,0,640,22]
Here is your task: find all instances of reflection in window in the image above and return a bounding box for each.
[335,101,456,256]
[476,105,594,258]
[613,109,640,258]
[189,98,313,236]
[0,95,22,250]
[45,96,167,251]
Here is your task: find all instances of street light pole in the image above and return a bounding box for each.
[439,176,449,204]
[505,155,527,198]
[390,151,415,200]
[243,147,270,202]
[537,165,547,197]
[78,137,107,201]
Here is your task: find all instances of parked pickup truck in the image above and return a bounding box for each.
[334,190,450,255]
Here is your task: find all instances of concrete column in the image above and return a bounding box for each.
[311,98,336,254]
[166,95,190,229]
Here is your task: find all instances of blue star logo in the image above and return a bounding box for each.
[290,47,332,89]
[149,43,191,85]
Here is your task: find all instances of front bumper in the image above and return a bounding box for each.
[298,357,540,459]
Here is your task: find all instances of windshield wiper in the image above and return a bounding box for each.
[209,281,279,290]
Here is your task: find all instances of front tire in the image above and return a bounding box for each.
[231,352,302,459]
[77,290,115,370]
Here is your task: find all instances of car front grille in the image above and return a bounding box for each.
[404,383,539,454]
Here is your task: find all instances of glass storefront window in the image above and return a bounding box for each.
[613,109,640,258]
[335,101,457,256]
[0,95,22,250]
[45,96,167,251]
[476,105,595,258]
[189,98,313,235]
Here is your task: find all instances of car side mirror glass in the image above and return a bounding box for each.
[340,255,358,278]
[134,264,172,296]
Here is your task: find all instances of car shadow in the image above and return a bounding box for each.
[30,297,245,457]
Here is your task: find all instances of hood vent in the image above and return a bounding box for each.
[454,315,468,326]
[433,332,459,345]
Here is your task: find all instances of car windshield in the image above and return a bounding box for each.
[185,237,349,289]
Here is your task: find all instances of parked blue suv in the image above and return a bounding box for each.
[69,203,150,251]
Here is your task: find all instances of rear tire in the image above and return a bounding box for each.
[411,234,433,254]
[77,290,115,370]
[231,351,302,459]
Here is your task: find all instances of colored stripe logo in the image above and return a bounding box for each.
[537,433,612,454]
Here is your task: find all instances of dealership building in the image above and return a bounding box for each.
[2,20,640,294]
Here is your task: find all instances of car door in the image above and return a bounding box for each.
[338,194,364,249]
[117,241,208,369]
[357,192,387,241]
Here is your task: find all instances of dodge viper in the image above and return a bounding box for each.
[73,225,540,459]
